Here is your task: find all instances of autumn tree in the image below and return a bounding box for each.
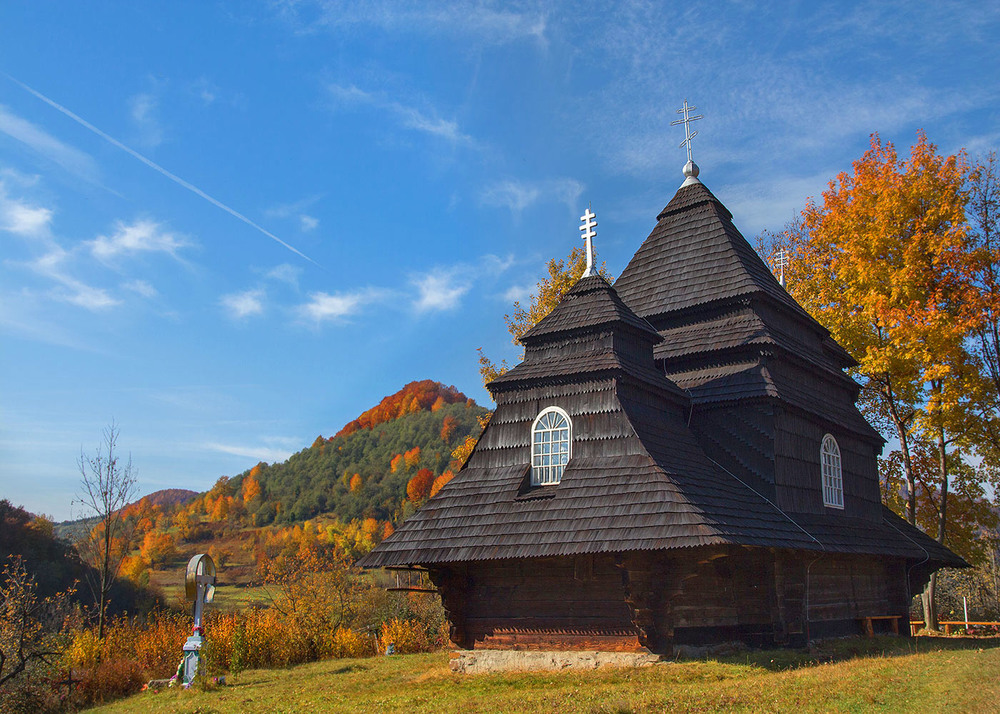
[0,557,74,696]
[76,421,138,639]
[406,468,436,504]
[968,152,1000,464]
[785,133,971,520]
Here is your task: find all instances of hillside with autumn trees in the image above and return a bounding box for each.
[220,380,487,525]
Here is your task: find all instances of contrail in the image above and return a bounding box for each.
[5,74,319,266]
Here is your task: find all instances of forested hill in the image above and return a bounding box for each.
[227,381,489,524]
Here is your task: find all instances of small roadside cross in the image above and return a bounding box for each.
[180,553,217,686]
[579,207,597,278]
[671,99,703,164]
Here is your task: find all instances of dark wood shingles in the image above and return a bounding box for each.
[359,179,963,573]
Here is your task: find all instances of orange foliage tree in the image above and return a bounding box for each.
[335,380,468,437]
[780,131,977,628]
[403,447,421,470]
[429,471,454,498]
[439,415,459,443]
[406,469,435,504]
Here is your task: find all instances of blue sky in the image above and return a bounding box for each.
[1,2,997,520]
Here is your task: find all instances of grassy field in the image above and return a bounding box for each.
[88,636,1000,713]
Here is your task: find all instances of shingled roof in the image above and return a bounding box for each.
[519,274,662,344]
[358,372,961,568]
[358,271,961,570]
[490,274,686,400]
[614,180,856,379]
[615,182,810,320]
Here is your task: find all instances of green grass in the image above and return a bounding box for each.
[87,636,1000,713]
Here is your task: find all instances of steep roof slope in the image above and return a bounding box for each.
[359,272,960,569]
[614,180,855,377]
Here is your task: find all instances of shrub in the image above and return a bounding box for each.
[332,627,375,658]
[378,618,431,654]
[76,659,146,706]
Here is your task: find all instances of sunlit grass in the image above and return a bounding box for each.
[88,636,1000,713]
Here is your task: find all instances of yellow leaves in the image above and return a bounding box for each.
[785,131,973,411]
[403,446,421,470]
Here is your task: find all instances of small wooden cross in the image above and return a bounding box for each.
[671,99,703,163]
[579,207,597,278]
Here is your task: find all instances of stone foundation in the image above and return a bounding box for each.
[449,649,664,674]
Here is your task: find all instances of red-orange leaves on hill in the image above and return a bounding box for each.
[440,415,459,443]
[406,468,435,503]
[430,471,454,498]
[335,380,470,437]
[403,446,421,470]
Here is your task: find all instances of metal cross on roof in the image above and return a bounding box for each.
[671,99,703,163]
[775,248,790,288]
[579,207,597,278]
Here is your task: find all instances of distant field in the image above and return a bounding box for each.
[88,636,1000,713]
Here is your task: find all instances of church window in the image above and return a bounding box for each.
[531,407,571,486]
[821,434,844,509]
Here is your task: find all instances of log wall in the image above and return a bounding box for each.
[432,548,911,652]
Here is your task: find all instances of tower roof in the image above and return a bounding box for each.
[615,181,812,321]
[490,274,683,398]
[519,274,662,344]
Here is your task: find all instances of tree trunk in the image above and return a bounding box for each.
[922,573,939,631]
[921,415,950,632]
[888,407,917,524]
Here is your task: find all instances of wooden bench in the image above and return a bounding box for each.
[910,620,1000,635]
[859,615,901,637]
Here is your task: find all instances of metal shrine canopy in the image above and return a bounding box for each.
[671,99,703,186]
[185,553,216,625]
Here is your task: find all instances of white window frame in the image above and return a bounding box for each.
[531,406,572,486]
[821,434,844,509]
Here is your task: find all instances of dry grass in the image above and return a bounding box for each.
[87,636,1000,713]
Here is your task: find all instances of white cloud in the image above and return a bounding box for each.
[0,105,99,181]
[265,263,302,287]
[298,289,378,322]
[327,83,477,147]
[480,178,585,216]
[221,289,266,319]
[266,198,322,234]
[203,442,294,463]
[122,279,158,298]
[503,283,534,305]
[129,92,164,148]
[88,219,188,261]
[0,182,52,236]
[412,268,470,312]
[277,1,547,45]
[191,77,218,106]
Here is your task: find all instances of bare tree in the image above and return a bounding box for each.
[76,421,138,639]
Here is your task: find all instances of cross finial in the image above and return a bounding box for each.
[671,99,703,163]
[671,99,703,184]
[775,248,790,288]
[579,206,597,278]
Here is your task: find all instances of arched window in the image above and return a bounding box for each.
[821,434,844,509]
[531,407,571,486]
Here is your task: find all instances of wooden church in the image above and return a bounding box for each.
[359,136,964,653]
